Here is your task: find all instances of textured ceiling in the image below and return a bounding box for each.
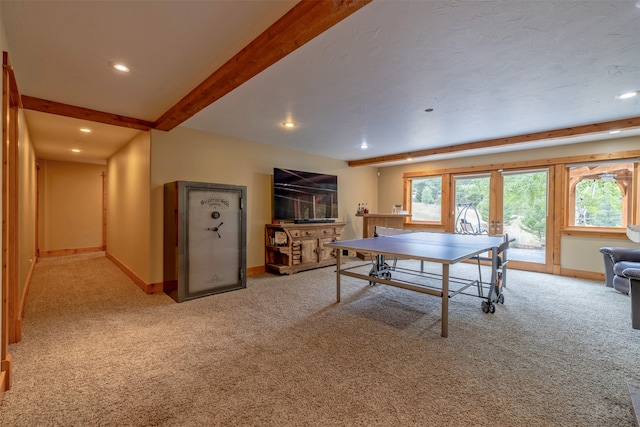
[2,0,640,166]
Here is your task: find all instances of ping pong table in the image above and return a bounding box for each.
[326,231,510,337]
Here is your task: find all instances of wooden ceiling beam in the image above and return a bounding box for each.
[154,0,373,131]
[3,62,20,108]
[21,96,154,131]
[348,116,640,167]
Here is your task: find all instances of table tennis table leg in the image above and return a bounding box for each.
[336,248,341,303]
[442,264,449,338]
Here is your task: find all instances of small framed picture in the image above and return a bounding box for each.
[274,231,287,245]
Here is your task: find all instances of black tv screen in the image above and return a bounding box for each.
[273,168,338,221]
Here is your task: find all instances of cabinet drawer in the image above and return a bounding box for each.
[300,229,317,238]
[318,227,336,237]
[289,229,301,238]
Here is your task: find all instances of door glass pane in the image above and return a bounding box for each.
[502,170,547,264]
[454,175,490,234]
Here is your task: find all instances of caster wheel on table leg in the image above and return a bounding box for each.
[481,301,490,313]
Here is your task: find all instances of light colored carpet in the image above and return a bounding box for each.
[1,253,639,426]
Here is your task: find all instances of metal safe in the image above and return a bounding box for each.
[164,181,247,302]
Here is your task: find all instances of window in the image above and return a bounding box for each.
[567,161,634,228]
[409,175,442,222]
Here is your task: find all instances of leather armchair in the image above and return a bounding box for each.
[599,247,640,295]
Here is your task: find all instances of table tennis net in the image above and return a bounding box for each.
[373,226,414,237]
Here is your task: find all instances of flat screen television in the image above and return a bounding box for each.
[273,168,338,222]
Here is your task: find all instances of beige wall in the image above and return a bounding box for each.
[38,160,105,253]
[149,126,378,284]
[106,131,150,282]
[378,135,640,274]
[18,110,37,307]
[21,110,637,289]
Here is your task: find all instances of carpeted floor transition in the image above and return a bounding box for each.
[1,253,640,426]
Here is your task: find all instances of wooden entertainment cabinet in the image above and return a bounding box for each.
[265,222,346,274]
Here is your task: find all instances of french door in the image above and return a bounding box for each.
[452,169,551,272]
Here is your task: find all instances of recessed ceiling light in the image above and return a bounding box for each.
[71,149,82,153]
[80,128,91,133]
[282,121,295,128]
[111,63,130,73]
[407,157,413,162]
[615,90,639,100]
[360,142,369,149]
[609,129,621,134]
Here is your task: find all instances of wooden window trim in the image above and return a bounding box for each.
[402,150,640,249]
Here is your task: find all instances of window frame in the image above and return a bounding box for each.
[402,152,639,241]
[563,159,637,231]
[404,173,451,230]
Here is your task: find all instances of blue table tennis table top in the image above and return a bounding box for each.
[327,231,505,264]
